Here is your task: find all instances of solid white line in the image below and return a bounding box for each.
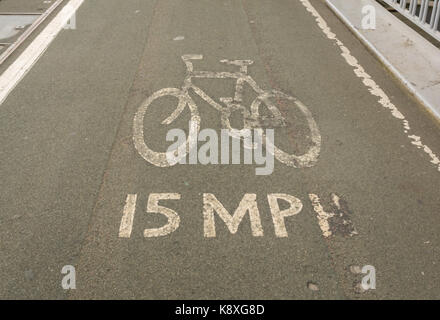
[0,0,65,65]
[119,194,138,238]
[0,0,85,106]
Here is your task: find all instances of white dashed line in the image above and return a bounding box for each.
[299,0,440,172]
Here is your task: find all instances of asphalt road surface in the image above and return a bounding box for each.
[0,0,439,299]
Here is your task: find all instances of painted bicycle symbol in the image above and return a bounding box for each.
[133,54,321,167]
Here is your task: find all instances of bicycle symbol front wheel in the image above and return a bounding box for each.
[250,90,321,168]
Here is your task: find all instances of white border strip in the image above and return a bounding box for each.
[0,0,64,65]
[299,0,440,172]
[0,0,84,106]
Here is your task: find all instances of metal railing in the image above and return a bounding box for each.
[382,0,440,41]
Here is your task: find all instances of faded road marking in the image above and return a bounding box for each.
[120,192,307,238]
[119,194,137,238]
[203,193,264,237]
[133,55,321,170]
[309,193,357,238]
[0,0,84,106]
[144,193,181,237]
[267,193,303,237]
[309,194,332,237]
[299,0,440,172]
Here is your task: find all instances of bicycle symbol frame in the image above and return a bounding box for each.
[133,54,321,168]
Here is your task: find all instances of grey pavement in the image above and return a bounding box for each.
[0,0,439,299]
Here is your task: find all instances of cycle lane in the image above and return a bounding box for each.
[70,0,440,299]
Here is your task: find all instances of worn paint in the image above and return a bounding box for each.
[309,193,357,238]
[299,0,440,172]
[144,193,181,237]
[203,193,264,237]
[133,55,321,169]
[119,194,137,238]
[267,193,303,237]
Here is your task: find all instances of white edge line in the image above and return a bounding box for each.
[0,0,65,65]
[0,0,85,106]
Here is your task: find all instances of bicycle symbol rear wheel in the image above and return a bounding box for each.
[133,88,200,167]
